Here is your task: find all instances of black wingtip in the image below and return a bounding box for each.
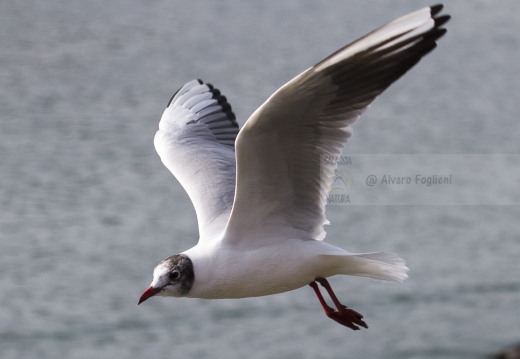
[423,27,448,43]
[167,79,208,108]
[434,14,451,27]
[430,4,444,16]
[435,27,448,39]
[166,87,180,108]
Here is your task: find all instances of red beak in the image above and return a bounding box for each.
[138,286,161,305]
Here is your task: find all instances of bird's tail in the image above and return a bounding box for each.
[333,252,409,283]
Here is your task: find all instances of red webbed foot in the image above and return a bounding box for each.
[309,278,368,330]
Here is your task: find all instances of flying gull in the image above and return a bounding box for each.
[139,4,449,330]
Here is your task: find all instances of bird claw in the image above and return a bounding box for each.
[325,306,368,331]
[310,278,368,330]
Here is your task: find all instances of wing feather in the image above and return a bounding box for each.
[155,79,239,240]
[224,5,449,243]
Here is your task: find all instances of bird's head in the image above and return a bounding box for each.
[138,254,194,304]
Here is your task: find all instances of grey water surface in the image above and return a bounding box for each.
[1,1,519,358]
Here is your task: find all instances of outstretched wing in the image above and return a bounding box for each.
[224,5,450,242]
[154,79,239,241]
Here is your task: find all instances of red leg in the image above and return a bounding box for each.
[309,278,368,330]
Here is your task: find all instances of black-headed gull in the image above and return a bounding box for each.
[139,4,449,330]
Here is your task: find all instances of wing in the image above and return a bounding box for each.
[154,79,239,241]
[224,5,450,242]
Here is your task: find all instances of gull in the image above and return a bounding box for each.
[138,4,449,330]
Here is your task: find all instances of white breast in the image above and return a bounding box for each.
[182,238,346,299]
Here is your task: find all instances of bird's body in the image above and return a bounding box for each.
[139,4,449,330]
[185,237,328,299]
[183,236,406,299]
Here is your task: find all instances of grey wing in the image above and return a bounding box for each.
[154,79,239,241]
[224,5,449,243]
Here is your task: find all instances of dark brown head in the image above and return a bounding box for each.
[138,254,194,304]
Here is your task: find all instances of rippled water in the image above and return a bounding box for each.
[2,1,519,358]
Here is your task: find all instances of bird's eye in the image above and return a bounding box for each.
[169,271,180,281]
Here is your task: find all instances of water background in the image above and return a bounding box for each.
[1,1,519,358]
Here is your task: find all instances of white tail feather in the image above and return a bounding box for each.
[337,252,409,283]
